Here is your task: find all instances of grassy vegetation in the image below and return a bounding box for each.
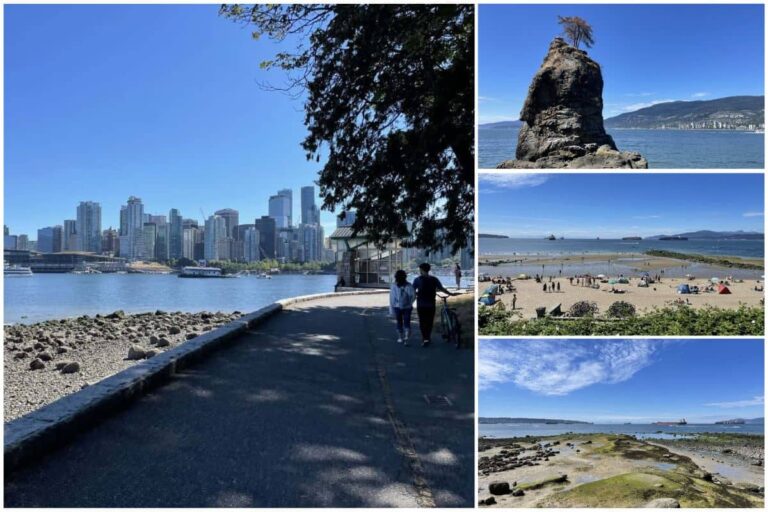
[432,293,474,347]
[645,250,764,270]
[479,304,764,336]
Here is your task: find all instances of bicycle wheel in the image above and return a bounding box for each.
[440,307,451,342]
[449,311,462,348]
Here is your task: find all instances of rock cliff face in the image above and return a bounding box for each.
[498,38,647,169]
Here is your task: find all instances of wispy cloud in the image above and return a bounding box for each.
[622,99,676,112]
[479,173,549,190]
[705,395,764,408]
[478,96,499,102]
[691,92,710,99]
[632,214,662,220]
[479,340,658,395]
[624,92,655,98]
[743,212,764,217]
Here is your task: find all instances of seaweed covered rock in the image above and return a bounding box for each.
[498,38,647,169]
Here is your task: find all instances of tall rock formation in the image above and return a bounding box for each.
[498,38,648,169]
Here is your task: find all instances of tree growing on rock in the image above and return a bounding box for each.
[219,4,474,254]
[557,16,594,49]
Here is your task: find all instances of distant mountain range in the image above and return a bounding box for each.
[605,96,764,130]
[646,230,764,240]
[745,417,765,424]
[478,120,522,129]
[479,233,510,239]
[479,417,591,425]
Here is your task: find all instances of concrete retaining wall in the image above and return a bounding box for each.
[4,290,386,473]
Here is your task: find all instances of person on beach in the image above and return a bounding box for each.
[556,282,560,292]
[454,263,462,289]
[512,293,517,310]
[389,270,415,345]
[543,283,547,293]
[413,263,456,347]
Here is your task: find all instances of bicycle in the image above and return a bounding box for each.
[438,293,463,349]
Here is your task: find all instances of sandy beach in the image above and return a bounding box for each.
[478,434,764,508]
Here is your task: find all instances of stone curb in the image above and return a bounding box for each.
[4,289,386,473]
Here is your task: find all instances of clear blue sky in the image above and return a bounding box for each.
[479,4,765,124]
[5,4,337,237]
[479,173,765,238]
[480,339,764,423]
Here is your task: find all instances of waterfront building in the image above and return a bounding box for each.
[214,208,239,238]
[101,228,119,255]
[119,196,147,260]
[269,191,292,229]
[4,235,18,250]
[16,234,29,251]
[254,216,276,259]
[62,220,77,251]
[204,215,227,261]
[76,201,102,253]
[143,223,157,260]
[37,226,63,253]
[168,208,183,260]
[329,228,406,287]
[148,215,168,261]
[243,227,261,262]
[182,227,197,260]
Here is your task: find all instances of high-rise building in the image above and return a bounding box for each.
[143,223,157,260]
[37,226,63,253]
[244,227,261,262]
[4,235,18,250]
[182,218,199,230]
[119,196,146,260]
[168,209,183,260]
[101,228,119,255]
[76,201,102,253]
[147,215,168,261]
[62,220,77,251]
[301,186,320,225]
[16,234,29,251]
[214,209,239,238]
[182,227,197,260]
[204,215,227,261]
[254,216,276,259]
[3,225,9,236]
[269,191,292,229]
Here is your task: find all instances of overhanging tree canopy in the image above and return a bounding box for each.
[220,4,474,254]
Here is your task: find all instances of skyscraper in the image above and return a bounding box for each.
[244,227,261,262]
[204,215,227,261]
[168,208,183,260]
[143,223,157,261]
[63,220,77,251]
[76,201,102,253]
[16,234,29,251]
[37,226,63,253]
[269,190,292,229]
[119,196,146,260]
[214,208,239,238]
[254,216,276,259]
[301,186,319,225]
[101,228,118,255]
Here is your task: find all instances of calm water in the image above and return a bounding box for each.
[479,238,765,279]
[4,273,337,324]
[479,126,765,169]
[480,423,764,439]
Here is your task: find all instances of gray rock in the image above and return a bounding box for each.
[186,333,198,340]
[29,358,45,370]
[644,498,680,508]
[127,345,146,360]
[169,326,181,335]
[38,351,53,361]
[155,337,170,348]
[511,489,525,497]
[60,361,80,374]
[144,349,158,358]
[149,335,159,344]
[56,346,70,354]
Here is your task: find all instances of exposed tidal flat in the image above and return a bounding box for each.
[478,432,764,508]
[478,126,765,169]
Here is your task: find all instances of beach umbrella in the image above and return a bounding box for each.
[597,274,606,279]
[711,277,720,283]
[518,273,528,279]
[608,278,618,284]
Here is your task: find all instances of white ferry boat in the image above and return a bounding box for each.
[178,266,225,278]
[4,264,33,276]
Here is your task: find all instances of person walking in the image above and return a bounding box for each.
[512,293,517,310]
[454,263,462,289]
[389,269,415,345]
[413,263,456,347]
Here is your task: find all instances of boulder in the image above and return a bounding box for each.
[38,351,53,361]
[644,498,680,508]
[106,310,126,319]
[155,337,170,348]
[127,345,146,360]
[169,326,182,335]
[497,38,647,169]
[186,332,198,340]
[29,358,45,370]
[488,481,511,495]
[60,361,80,374]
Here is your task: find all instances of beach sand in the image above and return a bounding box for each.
[487,276,763,318]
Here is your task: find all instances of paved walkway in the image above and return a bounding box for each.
[5,294,474,507]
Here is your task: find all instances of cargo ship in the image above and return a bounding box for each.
[653,419,687,426]
[715,419,746,425]
[659,236,688,241]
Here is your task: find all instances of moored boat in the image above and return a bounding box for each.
[178,266,225,278]
[4,263,33,276]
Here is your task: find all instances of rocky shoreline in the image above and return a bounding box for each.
[4,310,241,421]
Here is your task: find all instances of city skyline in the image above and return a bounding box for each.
[5,5,340,237]
[480,339,764,423]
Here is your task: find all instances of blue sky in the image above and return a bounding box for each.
[479,4,765,124]
[480,339,764,423]
[4,5,338,237]
[479,173,765,238]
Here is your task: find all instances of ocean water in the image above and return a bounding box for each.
[480,422,764,439]
[480,238,764,259]
[4,273,337,324]
[479,126,765,169]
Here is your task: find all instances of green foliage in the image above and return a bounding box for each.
[607,301,636,318]
[204,259,335,274]
[220,4,474,255]
[480,305,764,336]
[557,15,594,49]
[569,300,599,317]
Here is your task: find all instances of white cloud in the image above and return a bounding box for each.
[624,92,655,98]
[691,92,710,99]
[705,395,764,408]
[479,174,549,190]
[622,99,677,112]
[632,214,662,220]
[479,340,658,395]
[743,212,764,217]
